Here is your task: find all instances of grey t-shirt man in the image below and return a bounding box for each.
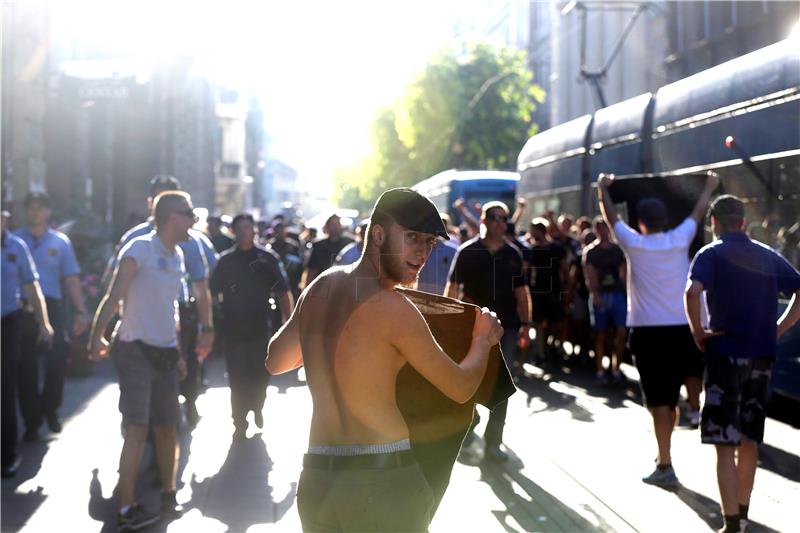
[116,233,184,348]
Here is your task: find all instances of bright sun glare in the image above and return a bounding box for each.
[50,0,462,196]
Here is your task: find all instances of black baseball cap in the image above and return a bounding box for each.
[149,175,181,196]
[372,188,449,239]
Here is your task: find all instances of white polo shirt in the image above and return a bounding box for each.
[613,218,697,327]
[116,232,184,348]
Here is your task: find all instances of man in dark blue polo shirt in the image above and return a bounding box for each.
[685,195,800,533]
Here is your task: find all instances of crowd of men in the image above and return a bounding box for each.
[2,172,799,533]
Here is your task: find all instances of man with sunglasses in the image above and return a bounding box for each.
[446,201,531,461]
[103,175,217,426]
[89,191,202,531]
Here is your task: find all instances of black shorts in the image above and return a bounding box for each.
[531,292,564,324]
[629,325,704,408]
[701,356,772,445]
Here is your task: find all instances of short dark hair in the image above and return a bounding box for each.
[710,194,745,231]
[152,191,191,227]
[637,198,668,232]
[231,213,255,230]
[24,192,50,208]
[481,201,509,218]
[149,175,181,197]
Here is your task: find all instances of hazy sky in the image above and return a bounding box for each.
[51,0,475,198]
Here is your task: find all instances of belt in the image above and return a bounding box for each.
[303,450,416,471]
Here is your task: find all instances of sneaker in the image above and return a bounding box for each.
[161,490,184,519]
[689,410,701,429]
[642,465,679,488]
[483,445,509,463]
[118,504,159,532]
[45,413,62,434]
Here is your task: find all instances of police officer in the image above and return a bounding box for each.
[15,193,90,440]
[2,214,53,477]
[211,214,293,440]
[104,175,216,426]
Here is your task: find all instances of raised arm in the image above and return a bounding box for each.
[391,296,502,404]
[690,172,721,225]
[453,198,480,235]
[597,174,619,229]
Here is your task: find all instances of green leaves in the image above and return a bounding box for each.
[334,42,544,210]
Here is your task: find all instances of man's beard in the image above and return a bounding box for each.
[379,235,418,287]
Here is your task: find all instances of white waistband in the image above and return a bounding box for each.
[308,438,411,456]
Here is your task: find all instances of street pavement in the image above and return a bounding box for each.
[2,353,797,532]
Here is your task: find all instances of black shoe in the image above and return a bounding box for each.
[117,504,159,532]
[1,457,21,478]
[45,413,62,434]
[23,427,40,442]
[254,410,264,429]
[161,490,184,519]
[484,445,509,463]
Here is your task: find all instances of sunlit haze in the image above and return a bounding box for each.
[50,0,467,198]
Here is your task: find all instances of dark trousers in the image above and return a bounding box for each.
[18,299,67,430]
[473,327,518,447]
[2,311,22,467]
[224,336,270,429]
[179,302,201,408]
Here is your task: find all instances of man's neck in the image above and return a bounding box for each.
[156,229,179,251]
[357,251,395,291]
[237,242,255,251]
[27,223,47,238]
[482,235,504,249]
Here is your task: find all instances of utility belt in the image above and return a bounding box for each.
[133,340,180,373]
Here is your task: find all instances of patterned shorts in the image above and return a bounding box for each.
[701,356,772,445]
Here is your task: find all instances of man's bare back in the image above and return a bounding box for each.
[294,267,417,446]
[268,244,502,448]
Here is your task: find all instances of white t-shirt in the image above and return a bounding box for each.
[613,218,697,327]
[116,233,184,347]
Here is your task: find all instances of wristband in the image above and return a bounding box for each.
[199,324,214,333]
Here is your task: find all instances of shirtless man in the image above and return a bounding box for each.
[266,188,503,532]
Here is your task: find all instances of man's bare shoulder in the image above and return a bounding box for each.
[365,290,425,326]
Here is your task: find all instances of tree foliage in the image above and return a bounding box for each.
[334,42,544,210]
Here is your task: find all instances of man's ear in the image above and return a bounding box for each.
[372,224,385,246]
